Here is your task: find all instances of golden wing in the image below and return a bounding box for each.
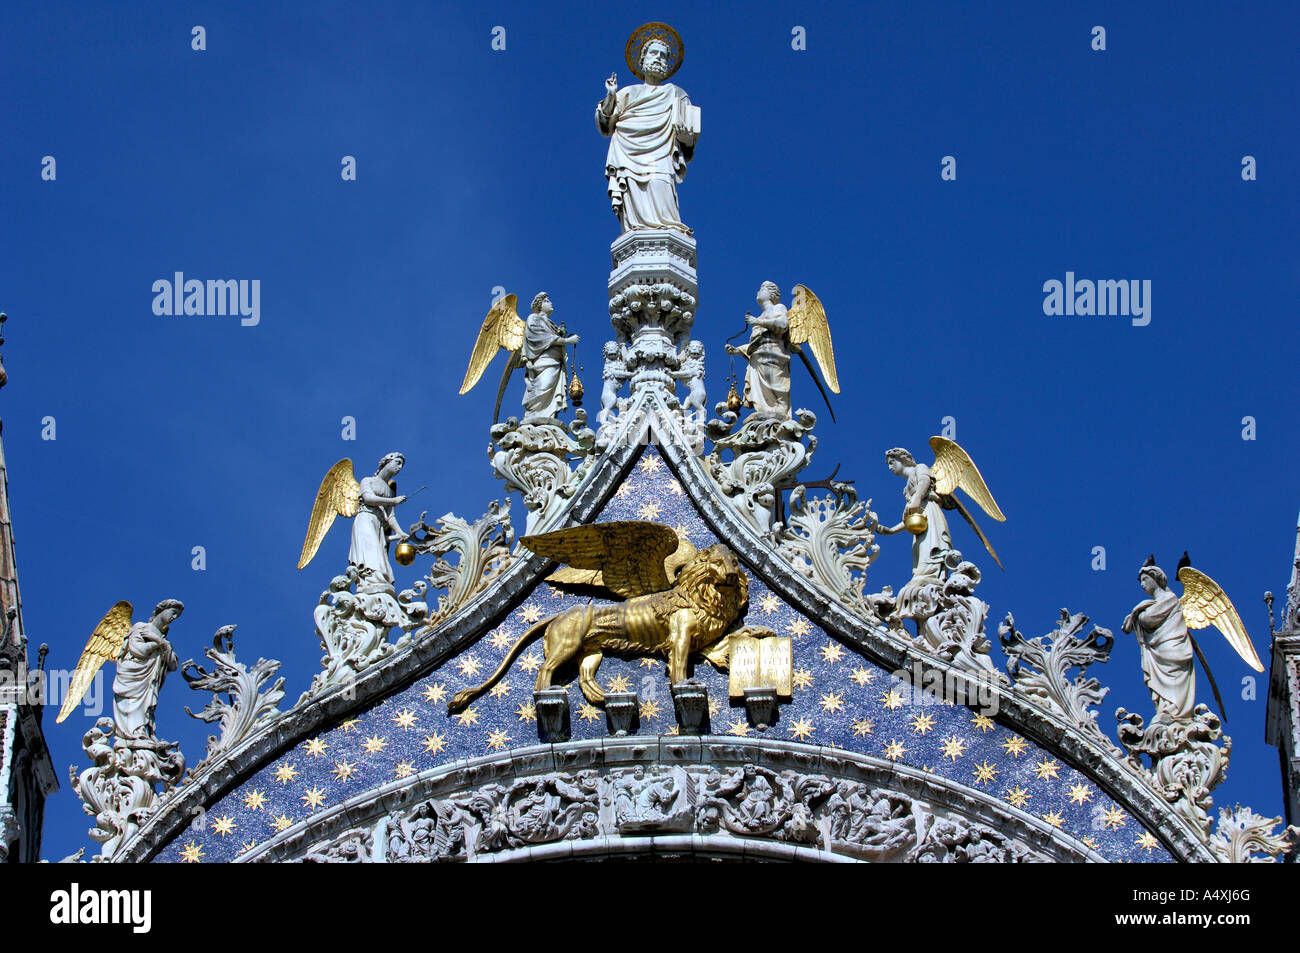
[297,459,361,570]
[56,601,133,724]
[1178,566,1265,673]
[459,294,525,395]
[786,284,839,394]
[929,436,1006,522]
[521,521,680,598]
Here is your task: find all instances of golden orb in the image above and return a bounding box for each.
[726,384,742,412]
[569,375,584,405]
[394,542,417,567]
[904,512,929,536]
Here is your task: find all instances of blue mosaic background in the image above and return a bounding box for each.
[158,446,1171,863]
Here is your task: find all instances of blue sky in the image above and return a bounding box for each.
[3,1,1297,860]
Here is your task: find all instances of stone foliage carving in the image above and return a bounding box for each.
[182,625,284,773]
[1000,610,1113,741]
[705,409,818,535]
[775,483,881,619]
[69,717,183,859]
[1207,805,1298,863]
[491,413,596,534]
[295,764,1051,863]
[1116,704,1230,839]
[406,500,515,625]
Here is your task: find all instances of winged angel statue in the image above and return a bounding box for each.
[459,292,579,423]
[878,437,1006,615]
[298,453,409,590]
[1122,554,1265,724]
[450,522,749,711]
[726,282,838,420]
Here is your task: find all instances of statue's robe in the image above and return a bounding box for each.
[521,312,568,418]
[350,475,397,587]
[112,623,175,743]
[1130,590,1195,722]
[738,317,792,418]
[597,82,695,233]
[895,466,953,619]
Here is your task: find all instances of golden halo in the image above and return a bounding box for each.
[624,22,684,81]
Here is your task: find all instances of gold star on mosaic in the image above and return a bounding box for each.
[637,501,663,520]
[1040,810,1065,829]
[394,760,416,779]
[638,456,663,473]
[1004,785,1032,809]
[819,691,845,714]
[519,653,542,673]
[454,708,480,727]
[332,759,357,782]
[788,717,815,740]
[909,713,937,735]
[516,702,537,723]
[423,731,447,755]
[851,718,874,737]
[489,681,512,699]
[486,729,510,751]
[241,841,257,854]
[667,479,683,495]
[489,629,513,650]
[1101,806,1128,830]
[271,814,293,832]
[422,683,447,704]
[302,737,328,758]
[362,735,388,754]
[708,696,722,716]
[302,786,326,810]
[726,718,752,737]
[1033,757,1061,781]
[242,789,267,811]
[211,815,235,837]
[850,667,876,686]
[640,698,663,720]
[637,657,659,669]
[940,736,968,761]
[973,760,999,785]
[1082,835,1099,850]
[180,841,204,863]
[392,709,418,729]
[819,642,844,664]
[1001,735,1029,758]
[881,688,906,711]
[607,674,633,693]
[519,604,544,623]
[1135,831,1159,852]
[273,763,299,785]
[457,655,483,677]
[1067,783,1094,805]
[969,713,994,732]
[788,617,811,637]
[757,593,782,614]
[340,718,359,732]
[883,739,906,761]
[615,483,633,498]
[578,703,602,722]
[792,667,815,689]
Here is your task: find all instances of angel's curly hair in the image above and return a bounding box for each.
[885,448,915,467]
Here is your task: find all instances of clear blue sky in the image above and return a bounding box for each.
[3,1,1296,860]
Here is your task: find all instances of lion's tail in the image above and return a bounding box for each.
[448,615,554,714]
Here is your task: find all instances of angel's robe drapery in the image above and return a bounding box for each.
[521,312,568,418]
[894,467,954,620]
[1131,590,1195,722]
[112,623,175,742]
[596,82,695,233]
[738,317,792,419]
[349,476,397,587]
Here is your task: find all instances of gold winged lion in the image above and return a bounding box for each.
[449,522,749,712]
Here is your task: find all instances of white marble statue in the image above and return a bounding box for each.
[298,454,410,592]
[599,340,631,425]
[597,26,698,234]
[727,282,792,418]
[1121,562,1196,723]
[672,339,707,423]
[112,601,183,744]
[522,293,580,419]
[878,449,953,616]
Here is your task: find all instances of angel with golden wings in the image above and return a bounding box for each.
[877,439,1007,616]
[459,292,579,423]
[56,600,183,745]
[725,282,839,421]
[298,452,409,589]
[1122,554,1265,724]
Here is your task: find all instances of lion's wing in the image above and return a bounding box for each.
[521,521,679,598]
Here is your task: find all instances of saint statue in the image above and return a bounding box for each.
[597,23,699,234]
[521,293,579,419]
[727,282,792,418]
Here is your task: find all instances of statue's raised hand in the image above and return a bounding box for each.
[605,72,618,96]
